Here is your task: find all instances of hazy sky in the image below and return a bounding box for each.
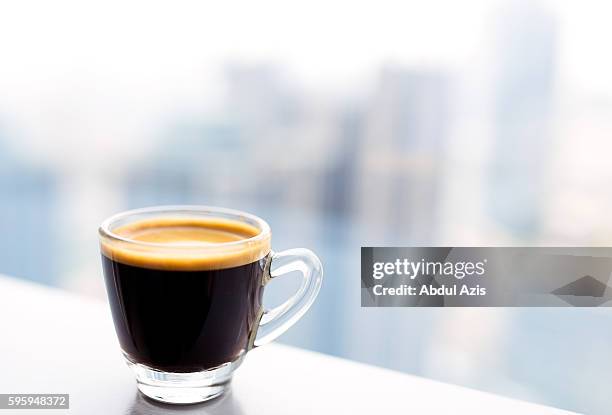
[0,0,610,163]
[0,0,609,88]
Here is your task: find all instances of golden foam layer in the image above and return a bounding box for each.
[100,217,271,271]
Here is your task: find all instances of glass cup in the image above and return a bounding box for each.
[99,206,323,404]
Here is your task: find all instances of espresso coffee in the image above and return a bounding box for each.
[101,217,270,372]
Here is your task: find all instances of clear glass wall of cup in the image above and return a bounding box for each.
[99,206,323,404]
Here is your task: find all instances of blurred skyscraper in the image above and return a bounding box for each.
[225,64,300,139]
[354,67,451,242]
[487,1,557,237]
[0,134,59,285]
[322,108,363,216]
[223,64,345,215]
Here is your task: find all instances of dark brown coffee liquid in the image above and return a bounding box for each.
[101,217,269,372]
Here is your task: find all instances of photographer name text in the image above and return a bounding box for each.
[371,258,488,297]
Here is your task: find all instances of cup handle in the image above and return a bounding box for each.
[252,249,323,348]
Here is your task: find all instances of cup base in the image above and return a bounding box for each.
[125,355,244,404]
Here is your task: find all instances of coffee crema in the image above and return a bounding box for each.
[100,217,271,271]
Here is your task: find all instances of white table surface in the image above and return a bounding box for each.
[0,276,575,415]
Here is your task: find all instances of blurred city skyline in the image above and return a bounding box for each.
[2,0,612,413]
[2,1,611,283]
